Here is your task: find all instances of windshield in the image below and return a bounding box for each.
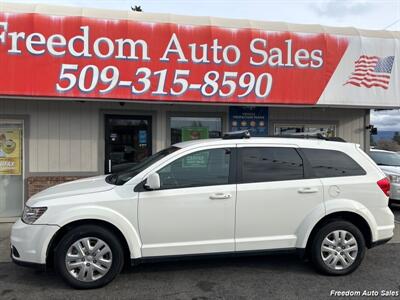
[370,151,400,167]
[106,146,180,185]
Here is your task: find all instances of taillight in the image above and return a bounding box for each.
[377,177,390,197]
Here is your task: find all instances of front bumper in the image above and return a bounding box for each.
[10,219,59,265]
[11,251,46,271]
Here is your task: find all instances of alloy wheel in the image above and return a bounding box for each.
[65,237,113,282]
[320,230,358,270]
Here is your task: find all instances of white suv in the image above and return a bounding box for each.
[369,149,400,205]
[11,133,395,289]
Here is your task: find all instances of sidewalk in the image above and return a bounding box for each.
[0,223,12,263]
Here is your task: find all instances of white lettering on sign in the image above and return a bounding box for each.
[160,33,188,63]
[93,37,114,58]
[55,64,274,99]
[249,38,323,69]
[68,26,92,58]
[250,38,268,66]
[0,22,7,44]
[8,31,25,54]
[0,20,327,99]
[0,22,324,69]
[26,32,46,55]
[47,34,67,56]
[223,45,241,65]
[0,23,151,61]
[0,161,15,167]
[115,38,150,61]
[310,49,323,68]
[162,36,241,66]
[189,43,209,64]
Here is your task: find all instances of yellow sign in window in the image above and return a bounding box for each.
[0,128,21,175]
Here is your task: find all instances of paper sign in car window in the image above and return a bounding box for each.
[182,151,210,168]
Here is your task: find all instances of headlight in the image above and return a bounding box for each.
[388,174,400,184]
[22,206,47,224]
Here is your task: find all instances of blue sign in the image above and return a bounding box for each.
[229,106,268,137]
[138,130,147,144]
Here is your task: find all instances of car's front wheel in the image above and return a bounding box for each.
[310,220,366,275]
[54,225,124,289]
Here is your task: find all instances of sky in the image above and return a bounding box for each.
[9,0,400,130]
[11,0,400,30]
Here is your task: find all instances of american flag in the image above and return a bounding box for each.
[344,55,394,89]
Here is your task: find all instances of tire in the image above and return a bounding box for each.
[54,224,124,289]
[310,220,366,275]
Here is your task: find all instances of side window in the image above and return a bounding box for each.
[240,147,304,183]
[158,148,231,189]
[301,148,366,178]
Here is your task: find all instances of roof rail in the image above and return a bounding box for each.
[222,130,251,139]
[221,131,346,142]
[270,133,347,142]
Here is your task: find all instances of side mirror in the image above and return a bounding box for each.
[144,173,160,190]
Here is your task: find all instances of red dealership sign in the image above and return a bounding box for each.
[0,11,357,105]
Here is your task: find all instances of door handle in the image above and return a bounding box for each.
[209,193,232,200]
[298,187,319,194]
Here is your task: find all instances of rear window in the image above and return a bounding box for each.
[370,151,400,167]
[301,148,366,178]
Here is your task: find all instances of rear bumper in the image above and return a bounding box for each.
[370,237,392,248]
[372,207,395,243]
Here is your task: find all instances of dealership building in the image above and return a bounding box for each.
[0,2,399,221]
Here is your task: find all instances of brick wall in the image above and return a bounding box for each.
[27,176,86,199]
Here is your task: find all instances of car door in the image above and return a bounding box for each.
[138,146,236,257]
[235,144,324,251]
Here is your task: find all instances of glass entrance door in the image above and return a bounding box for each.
[0,120,24,218]
[105,115,152,174]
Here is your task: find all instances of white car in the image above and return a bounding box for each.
[369,149,400,205]
[11,132,394,289]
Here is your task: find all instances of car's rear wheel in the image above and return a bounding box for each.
[310,220,366,275]
[54,225,124,289]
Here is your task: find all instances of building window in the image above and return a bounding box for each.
[0,120,24,218]
[274,124,336,137]
[170,117,222,144]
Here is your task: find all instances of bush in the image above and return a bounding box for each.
[376,140,400,152]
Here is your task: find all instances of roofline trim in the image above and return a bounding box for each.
[0,2,399,39]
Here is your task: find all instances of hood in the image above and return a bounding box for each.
[378,165,400,175]
[27,175,115,206]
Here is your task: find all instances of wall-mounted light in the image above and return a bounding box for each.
[366,125,378,135]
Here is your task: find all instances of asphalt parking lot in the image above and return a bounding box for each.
[0,205,399,300]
